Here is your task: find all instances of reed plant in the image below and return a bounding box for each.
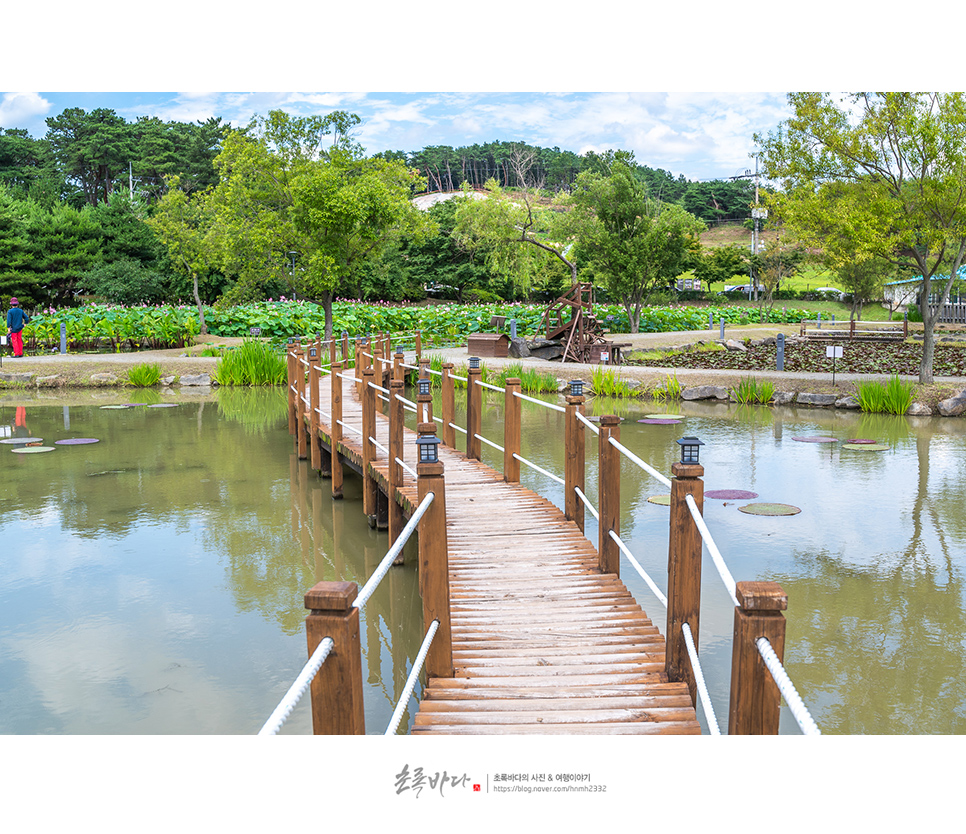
[214,340,287,385]
[127,362,162,387]
[495,363,559,393]
[856,375,915,415]
[590,366,636,398]
[731,377,775,405]
[650,373,683,401]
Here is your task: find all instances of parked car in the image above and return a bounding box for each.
[814,287,847,300]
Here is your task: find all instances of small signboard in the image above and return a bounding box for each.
[826,346,843,358]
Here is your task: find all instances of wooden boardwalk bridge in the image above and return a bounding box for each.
[281,335,804,737]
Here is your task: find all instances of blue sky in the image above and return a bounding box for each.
[0,91,793,181]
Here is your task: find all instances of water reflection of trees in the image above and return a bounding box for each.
[216,387,288,436]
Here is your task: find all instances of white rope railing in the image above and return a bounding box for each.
[393,394,418,415]
[574,486,600,521]
[448,422,467,435]
[575,411,601,435]
[257,637,334,736]
[756,638,822,735]
[608,436,672,489]
[337,420,363,437]
[384,620,439,736]
[395,456,417,478]
[475,433,505,453]
[475,379,505,393]
[354,492,435,612]
[370,436,389,456]
[683,622,721,736]
[512,390,566,413]
[368,381,391,395]
[448,372,469,383]
[513,453,565,485]
[608,529,667,607]
[684,493,739,606]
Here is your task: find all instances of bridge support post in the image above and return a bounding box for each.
[304,581,365,735]
[295,346,307,460]
[728,581,787,735]
[504,378,521,482]
[362,365,377,521]
[666,460,705,708]
[389,379,406,560]
[308,346,324,473]
[467,360,482,461]
[287,343,297,435]
[417,424,453,679]
[441,363,456,448]
[331,361,344,499]
[597,415,621,576]
[565,389,586,532]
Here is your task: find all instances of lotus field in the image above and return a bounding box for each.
[20,300,813,352]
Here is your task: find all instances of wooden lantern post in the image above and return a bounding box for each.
[362,365,377,521]
[330,361,344,499]
[597,415,621,576]
[466,358,482,461]
[564,381,586,532]
[441,363,456,448]
[388,378,406,557]
[308,347,322,471]
[503,378,521,483]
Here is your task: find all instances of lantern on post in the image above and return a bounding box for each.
[676,436,705,465]
[569,379,584,397]
[469,356,480,370]
[417,377,431,397]
[416,431,441,465]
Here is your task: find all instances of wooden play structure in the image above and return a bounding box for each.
[543,283,627,364]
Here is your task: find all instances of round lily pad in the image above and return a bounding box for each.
[638,418,682,424]
[842,443,889,451]
[99,405,129,410]
[647,494,671,505]
[846,438,877,444]
[148,403,179,408]
[792,436,838,443]
[12,445,55,453]
[644,414,684,420]
[0,437,42,444]
[739,502,801,516]
[54,438,100,445]
[706,489,759,500]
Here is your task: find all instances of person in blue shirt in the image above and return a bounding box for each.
[6,297,28,357]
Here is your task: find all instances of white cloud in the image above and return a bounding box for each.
[0,92,51,129]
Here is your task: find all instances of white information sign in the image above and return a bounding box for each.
[826,345,844,359]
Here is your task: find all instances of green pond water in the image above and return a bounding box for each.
[2,387,965,735]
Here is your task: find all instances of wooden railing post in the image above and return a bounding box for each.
[416,424,453,679]
[362,365,377,521]
[729,581,788,735]
[415,330,422,362]
[295,347,307,460]
[330,361,344,499]
[597,415,621,576]
[416,365,433,426]
[441,363,455,448]
[308,346,322,471]
[393,350,403,384]
[504,378,521,482]
[564,385,586,532]
[665,458,705,707]
[466,359,482,461]
[388,379,405,558]
[304,581,365,734]
[341,331,349,364]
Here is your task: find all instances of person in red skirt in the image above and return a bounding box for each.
[6,297,28,357]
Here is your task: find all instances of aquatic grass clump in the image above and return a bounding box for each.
[650,373,683,401]
[590,366,637,398]
[857,375,915,415]
[127,363,163,387]
[215,340,287,386]
[496,363,559,393]
[731,377,775,405]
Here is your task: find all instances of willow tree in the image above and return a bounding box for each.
[758,92,966,384]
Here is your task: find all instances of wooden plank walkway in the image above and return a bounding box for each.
[305,368,700,735]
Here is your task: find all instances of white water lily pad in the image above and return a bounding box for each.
[644,414,685,420]
[842,443,889,451]
[647,494,671,505]
[54,438,100,445]
[638,418,682,424]
[12,445,55,453]
[739,502,801,516]
[0,437,42,444]
[706,489,759,500]
[147,403,179,408]
[99,405,130,409]
[792,436,838,443]
[846,438,877,444]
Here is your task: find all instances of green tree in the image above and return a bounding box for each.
[45,108,136,206]
[148,176,213,333]
[758,92,966,383]
[692,244,748,291]
[567,162,704,332]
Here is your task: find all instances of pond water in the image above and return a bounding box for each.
[3,386,965,734]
